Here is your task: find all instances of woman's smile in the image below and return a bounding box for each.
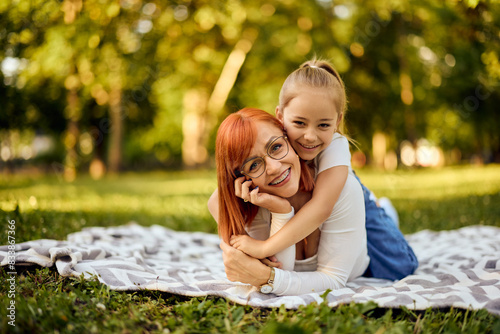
[269,167,291,186]
[247,121,301,198]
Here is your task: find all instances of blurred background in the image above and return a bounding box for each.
[1,0,499,181]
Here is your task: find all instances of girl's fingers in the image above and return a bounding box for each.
[261,258,283,269]
[230,235,244,249]
[229,235,238,246]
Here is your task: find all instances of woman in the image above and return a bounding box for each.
[208,108,369,295]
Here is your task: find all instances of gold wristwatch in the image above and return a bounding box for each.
[259,267,275,294]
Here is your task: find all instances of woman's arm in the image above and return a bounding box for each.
[220,240,271,287]
[207,189,219,222]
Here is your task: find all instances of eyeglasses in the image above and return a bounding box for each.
[239,136,289,178]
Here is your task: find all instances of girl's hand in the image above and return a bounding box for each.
[234,177,292,214]
[230,234,268,259]
[260,256,283,269]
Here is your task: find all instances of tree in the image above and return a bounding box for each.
[1,0,499,173]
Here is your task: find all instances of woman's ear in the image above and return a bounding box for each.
[275,106,284,123]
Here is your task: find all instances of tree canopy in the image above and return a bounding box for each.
[1,0,499,176]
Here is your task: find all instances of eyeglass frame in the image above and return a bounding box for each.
[237,135,290,179]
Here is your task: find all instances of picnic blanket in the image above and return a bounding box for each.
[1,223,499,315]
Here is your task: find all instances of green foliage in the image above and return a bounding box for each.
[1,267,499,333]
[1,0,499,169]
[0,166,500,332]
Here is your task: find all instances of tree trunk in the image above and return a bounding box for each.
[396,29,416,144]
[63,88,80,182]
[182,89,209,167]
[181,37,255,168]
[108,84,123,173]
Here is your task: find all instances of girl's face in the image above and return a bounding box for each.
[277,86,342,161]
[242,121,301,199]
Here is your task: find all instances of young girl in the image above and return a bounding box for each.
[230,59,418,280]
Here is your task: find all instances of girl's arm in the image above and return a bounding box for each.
[230,165,348,259]
[272,178,367,295]
[223,175,368,295]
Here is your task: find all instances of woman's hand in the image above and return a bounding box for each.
[220,240,272,287]
[234,177,292,214]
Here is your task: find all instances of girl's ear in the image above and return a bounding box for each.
[336,112,343,128]
[275,106,284,123]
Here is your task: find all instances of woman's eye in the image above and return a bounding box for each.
[270,143,283,153]
[293,121,305,126]
[249,160,262,172]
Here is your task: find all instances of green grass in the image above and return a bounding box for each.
[1,165,499,333]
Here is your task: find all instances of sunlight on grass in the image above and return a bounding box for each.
[0,170,219,242]
[1,165,498,242]
[356,165,499,200]
[357,165,500,233]
[1,166,500,333]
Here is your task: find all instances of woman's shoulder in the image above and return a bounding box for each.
[246,207,272,240]
[254,207,271,221]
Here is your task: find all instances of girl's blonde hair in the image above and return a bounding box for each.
[278,58,348,135]
[215,108,315,243]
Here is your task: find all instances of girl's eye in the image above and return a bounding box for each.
[293,121,305,126]
[319,123,331,129]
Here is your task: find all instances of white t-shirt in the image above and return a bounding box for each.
[315,132,353,175]
[246,135,368,295]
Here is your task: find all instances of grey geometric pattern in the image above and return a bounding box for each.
[1,223,499,315]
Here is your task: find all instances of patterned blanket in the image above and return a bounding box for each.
[1,223,499,315]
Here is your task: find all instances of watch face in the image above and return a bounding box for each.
[260,284,273,294]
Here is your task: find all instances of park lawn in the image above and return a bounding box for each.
[1,165,499,333]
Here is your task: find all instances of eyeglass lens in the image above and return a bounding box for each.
[240,136,288,177]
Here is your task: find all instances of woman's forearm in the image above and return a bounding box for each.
[272,268,346,295]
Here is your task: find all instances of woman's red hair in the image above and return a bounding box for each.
[215,108,314,243]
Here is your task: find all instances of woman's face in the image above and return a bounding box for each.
[241,121,301,199]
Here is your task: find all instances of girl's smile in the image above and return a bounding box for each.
[296,142,322,151]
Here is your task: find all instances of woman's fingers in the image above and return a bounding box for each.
[234,177,253,202]
[233,177,245,198]
[220,240,270,286]
[220,240,233,253]
[249,186,260,204]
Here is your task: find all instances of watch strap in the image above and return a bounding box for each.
[259,267,275,294]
